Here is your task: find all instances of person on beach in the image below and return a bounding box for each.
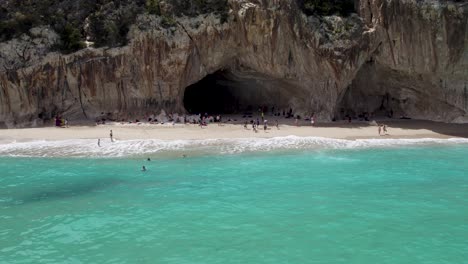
[378,125,382,136]
[310,115,315,126]
[295,117,299,126]
[110,130,114,142]
[199,118,204,128]
[244,121,248,129]
[142,166,147,172]
[275,120,279,130]
[252,123,257,133]
[383,124,388,135]
[263,120,268,131]
[98,139,101,147]
[256,118,260,128]
[64,119,69,128]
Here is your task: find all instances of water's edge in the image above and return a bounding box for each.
[1,136,468,158]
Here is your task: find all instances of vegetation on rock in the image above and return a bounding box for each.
[0,0,228,53]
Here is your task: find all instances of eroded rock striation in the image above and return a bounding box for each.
[0,0,467,127]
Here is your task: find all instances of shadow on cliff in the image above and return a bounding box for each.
[316,120,468,138]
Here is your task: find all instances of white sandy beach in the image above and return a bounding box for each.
[1,116,467,143]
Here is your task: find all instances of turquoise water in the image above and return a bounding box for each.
[1,145,468,263]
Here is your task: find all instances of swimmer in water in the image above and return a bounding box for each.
[182,154,187,158]
[147,158,151,161]
[142,166,147,171]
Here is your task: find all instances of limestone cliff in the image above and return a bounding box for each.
[0,0,466,127]
[344,0,468,122]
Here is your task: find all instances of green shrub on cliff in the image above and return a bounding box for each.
[59,23,86,53]
[146,0,161,15]
[0,0,229,52]
[0,13,39,41]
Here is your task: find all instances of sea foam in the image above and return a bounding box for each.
[1,136,468,158]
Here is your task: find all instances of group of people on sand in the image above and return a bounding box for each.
[55,116,69,128]
[243,118,274,133]
[378,124,389,136]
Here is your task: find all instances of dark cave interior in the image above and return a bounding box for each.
[184,70,245,114]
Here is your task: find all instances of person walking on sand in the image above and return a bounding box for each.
[244,121,248,129]
[383,124,388,135]
[378,125,382,136]
[110,130,114,142]
[263,120,268,131]
[275,120,279,130]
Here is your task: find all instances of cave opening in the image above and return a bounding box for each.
[183,69,294,116]
[183,70,247,114]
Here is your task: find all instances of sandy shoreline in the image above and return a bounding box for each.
[1,117,467,143]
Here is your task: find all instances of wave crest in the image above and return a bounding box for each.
[0,136,467,157]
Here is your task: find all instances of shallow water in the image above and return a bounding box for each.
[1,144,468,263]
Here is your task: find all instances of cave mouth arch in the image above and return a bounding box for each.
[183,69,296,116]
[183,70,247,115]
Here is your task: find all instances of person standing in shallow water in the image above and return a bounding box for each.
[98,139,101,147]
[110,130,113,142]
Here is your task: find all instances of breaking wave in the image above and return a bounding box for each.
[1,136,468,158]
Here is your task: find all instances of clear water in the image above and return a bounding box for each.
[1,145,468,264]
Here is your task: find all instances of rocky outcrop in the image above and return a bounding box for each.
[0,0,466,127]
[341,0,468,122]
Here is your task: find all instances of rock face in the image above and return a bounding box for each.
[343,0,468,122]
[0,0,467,127]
